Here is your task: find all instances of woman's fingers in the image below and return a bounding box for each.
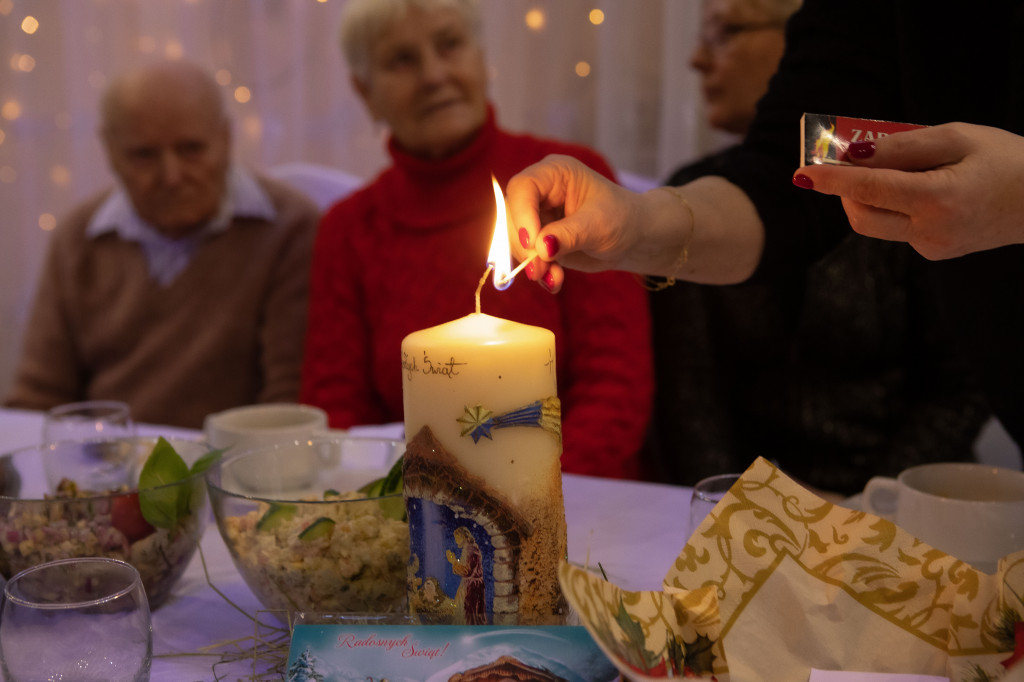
[845,123,970,172]
[794,122,1024,260]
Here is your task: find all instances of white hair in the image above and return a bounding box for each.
[339,0,482,83]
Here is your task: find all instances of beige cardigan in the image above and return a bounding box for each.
[5,174,319,428]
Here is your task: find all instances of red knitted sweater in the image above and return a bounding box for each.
[300,109,653,479]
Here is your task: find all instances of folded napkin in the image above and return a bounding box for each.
[560,457,1024,682]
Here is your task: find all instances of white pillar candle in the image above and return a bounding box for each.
[401,312,567,624]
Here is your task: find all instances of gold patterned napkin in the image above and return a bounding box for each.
[560,457,1024,682]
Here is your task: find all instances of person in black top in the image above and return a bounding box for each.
[646,0,987,496]
[506,0,1024,471]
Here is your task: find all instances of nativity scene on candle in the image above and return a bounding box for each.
[401,178,568,626]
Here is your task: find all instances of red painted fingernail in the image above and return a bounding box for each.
[525,261,536,280]
[518,227,530,249]
[848,140,876,159]
[543,234,560,258]
[542,270,557,291]
[792,173,814,190]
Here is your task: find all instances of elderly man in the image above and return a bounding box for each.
[5,59,319,428]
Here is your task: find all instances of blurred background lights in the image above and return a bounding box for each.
[525,8,545,31]
[1,100,22,121]
[164,41,184,59]
[11,53,36,72]
[589,9,605,25]
[0,129,5,145]
[575,61,591,78]
[49,165,71,187]
[20,15,39,34]
[234,86,252,104]
[38,214,57,231]
[215,69,232,86]
[0,0,14,16]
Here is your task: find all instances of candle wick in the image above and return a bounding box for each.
[476,265,493,314]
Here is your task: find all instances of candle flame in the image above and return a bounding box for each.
[487,175,513,291]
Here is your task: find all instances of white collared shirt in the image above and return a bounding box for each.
[85,166,277,286]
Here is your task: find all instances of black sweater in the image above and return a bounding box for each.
[710,0,1023,453]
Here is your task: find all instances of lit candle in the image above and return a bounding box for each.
[401,178,567,625]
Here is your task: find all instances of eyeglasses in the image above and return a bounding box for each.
[699,20,783,49]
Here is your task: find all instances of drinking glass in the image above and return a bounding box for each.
[0,557,153,682]
[688,473,741,538]
[41,401,137,491]
[40,437,140,493]
[42,400,135,445]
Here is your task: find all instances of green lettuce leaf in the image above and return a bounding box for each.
[138,437,224,529]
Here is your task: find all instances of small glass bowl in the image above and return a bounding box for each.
[0,437,211,609]
[205,437,408,622]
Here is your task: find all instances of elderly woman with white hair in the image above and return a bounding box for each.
[300,0,654,480]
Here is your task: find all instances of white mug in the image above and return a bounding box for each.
[862,462,1024,574]
[204,403,341,490]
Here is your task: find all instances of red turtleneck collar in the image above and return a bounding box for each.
[371,105,501,231]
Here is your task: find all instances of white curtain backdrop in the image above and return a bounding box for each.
[0,0,735,397]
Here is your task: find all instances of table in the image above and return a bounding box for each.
[0,408,692,681]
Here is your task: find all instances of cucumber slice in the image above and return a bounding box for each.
[378,496,406,522]
[256,502,297,532]
[299,516,336,541]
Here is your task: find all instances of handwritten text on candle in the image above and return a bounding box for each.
[403,350,467,381]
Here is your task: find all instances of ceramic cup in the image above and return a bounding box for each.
[862,462,1024,574]
[203,403,340,491]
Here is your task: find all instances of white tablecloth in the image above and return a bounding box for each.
[0,408,692,681]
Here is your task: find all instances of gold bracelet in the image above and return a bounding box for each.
[638,186,694,291]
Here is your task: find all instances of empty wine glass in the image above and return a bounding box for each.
[42,400,136,446]
[688,473,741,539]
[0,557,153,682]
[41,401,137,492]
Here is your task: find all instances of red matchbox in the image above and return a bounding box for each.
[800,112,926,166]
